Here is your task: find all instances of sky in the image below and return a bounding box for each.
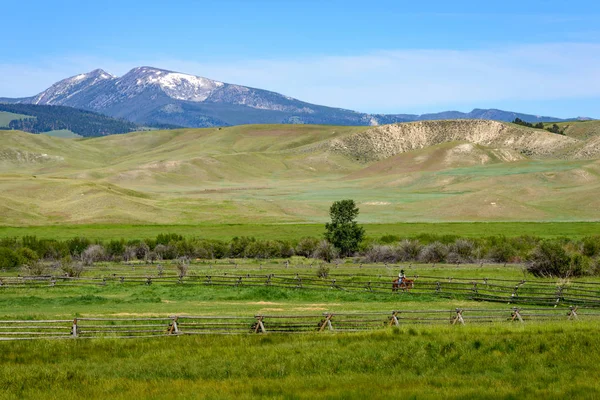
[1,0,600,117]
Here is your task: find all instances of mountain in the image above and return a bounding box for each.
[1,66,585,129]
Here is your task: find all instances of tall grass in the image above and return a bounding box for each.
[1,323,599,399]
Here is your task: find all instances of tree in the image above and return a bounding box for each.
[324,200,365,257]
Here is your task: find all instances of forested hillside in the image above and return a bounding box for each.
[0,104,139,137]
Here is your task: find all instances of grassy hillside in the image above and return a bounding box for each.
[1,121,600,226]
[0,103,138,136]
[0,110,32,127]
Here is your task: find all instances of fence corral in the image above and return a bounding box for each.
[0,306,596,341]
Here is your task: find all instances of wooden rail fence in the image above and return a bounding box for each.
[2,273,600,307]
[0,306,597,341]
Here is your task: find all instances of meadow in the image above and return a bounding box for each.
[1,323,599,399]
[2,121,600,398]
[1,221,599,241]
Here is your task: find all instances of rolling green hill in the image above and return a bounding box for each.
[0,103,139,137]
[0,111,32,127]
[1,120,600,226]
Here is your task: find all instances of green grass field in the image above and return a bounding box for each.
[1,323,598,399]
[1,221,598,241]
[2,260,600,398]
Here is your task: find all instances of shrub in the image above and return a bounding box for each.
[295,237,319,258]
[418,242,448,263]
[21,260,48,276]
[156,233,184,246]
[132,242,150,261]
[396,239,422,262]
[317,264,330,278]
[364,245,396,263]
[569,253,592,277]
[312,240,339,263]
[106,239,125,259]
[447,239,475,263]
[175,257,190,277]
[527,241,571,277]
[61,260,84,277]
[487,242,517,263]
[16,247,39,264]
[0,247,21,270]
[229,236,256,258]
[123,246,137,262]
[81,244,106,266]
[582,236,600,258]
[67,237,91,257]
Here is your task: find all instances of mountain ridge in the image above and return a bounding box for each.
[1,66,590,129]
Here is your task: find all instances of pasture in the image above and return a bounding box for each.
[1,322,599,399]
[1,221,599,241]
[2,258,600,398]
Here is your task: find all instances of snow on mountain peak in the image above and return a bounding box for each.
[125,67,224,102]
[32,69,115,105]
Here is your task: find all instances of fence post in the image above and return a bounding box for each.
[254,316,266,333]
[452,309,465,325]
[555,286,564,305]
[511,308,524,323]
[389,311,400,327]
[71,318,78,338]
[320,313,334,331]
[568,306,579,320]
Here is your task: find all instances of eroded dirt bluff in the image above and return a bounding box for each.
[329,120,580,161]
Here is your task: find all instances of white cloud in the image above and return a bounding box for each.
[1,43,600,115]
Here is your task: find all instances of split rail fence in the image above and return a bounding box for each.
[2,273,600,307]
[0,306,595,341]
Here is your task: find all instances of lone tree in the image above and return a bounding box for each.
[324,200,365,257]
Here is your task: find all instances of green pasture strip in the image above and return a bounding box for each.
[1,221,599,241]
[40,129,82,138]
[0,111,33,127]
[0,260,536,280]
[1,324,599,399]
[0,284,486,320]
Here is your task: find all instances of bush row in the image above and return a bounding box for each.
[1,233,599,277]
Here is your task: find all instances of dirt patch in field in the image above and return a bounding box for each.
[293,307,328,311]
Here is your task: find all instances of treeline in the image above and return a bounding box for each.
[0,104,138,137]
[512,118,565,135]
[1,233,600,278]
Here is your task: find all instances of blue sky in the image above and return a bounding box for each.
[1,0,600,117]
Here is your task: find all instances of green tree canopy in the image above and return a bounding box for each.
[324,200,365,257]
